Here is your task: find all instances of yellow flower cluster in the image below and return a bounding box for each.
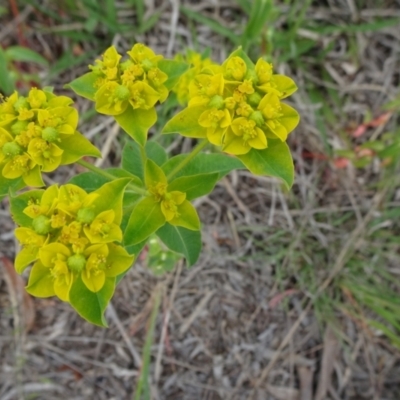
[0,88,98,187]
[165,50,300,156]
[89,44,168,115]
[14,182,134,301]
[173,50,215,105]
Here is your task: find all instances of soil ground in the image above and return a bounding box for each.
[1,1,400,399]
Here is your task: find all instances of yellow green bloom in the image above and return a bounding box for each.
[11,180,134,302]
[163,48,300,162]
[87,44,168,116]
[198,108,231,146]
[0,88,100,187]
[223,117,267,155]
[173,50,215,105]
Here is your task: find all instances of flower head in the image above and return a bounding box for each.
[0,89,100,187]
[86,44,169,116]
[11,180,134,302]
[163,48,300,162]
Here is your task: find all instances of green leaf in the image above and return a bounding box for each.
[162,153,244,180]
[26,262,55,297]
[145,159,166,187]
[145,141,168,166]
[69,276,115,327]
[5,46,49,66]
[237,140,294,188]
[59,132,101,164]
[279,103,300,134]
[156,224,201,266]
[162,106,207,138]
[0,47,15,95]
[65,72,98,101]
[122,140,144,180]
[241,0,274,51]
[0,174,24,202]
[378,141,400,159]
[122,140,168,182]
[124,197,166,245]
[68,172,109,192]
[168,173,219,200]
[69,171,141,223]
[107,168,143,188]
[10,190,43,226]
[172,201,200,230]
[158,59,189,90]
[16,248,39,274]
[115,106,157,147]
[272,75,298,99]
[91,178,131,225]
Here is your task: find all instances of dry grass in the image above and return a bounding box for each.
[1,0,400,399]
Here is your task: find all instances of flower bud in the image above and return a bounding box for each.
[77,208,96,224]
[67,254,86,272]
[247,92,262,107]
[249,111,264,126]
[32,215,52,235]
[245,69,259,84]
[114,85,130,101]
[13,97,30,112]
[141,59,154,72]
[11,120,29,135]
[208,95,224,109]
[41,127,59,142]
[2,141,22,156]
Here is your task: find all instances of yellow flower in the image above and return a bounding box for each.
[160,191,186,221]
[84,209,123,244]
[28,138,64,172]
[198,108,231,146]
[0,92,18,126]
[90,45,122,83]
[13,180,134,302]
[238,80,254,95]
[38,243,74,301]
[173,50,215,105]
[14,227,47,273]
[27,88,48,109]
[127,43,159,64]
[188,73,224,107]
[94,81,131,115]
[128,81,160,110]
[0,88,100,187]
[223,117,267,155]
[2,153,41,184]
[57,184,98,214]
[255,59,273,85]
[223,56,247,81]
[258,93,299,141]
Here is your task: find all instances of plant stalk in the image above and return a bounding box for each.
[166,139,208,181]
[76,159,148,196]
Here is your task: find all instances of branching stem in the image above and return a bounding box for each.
[76,159,148,196]
[166,139,208,181]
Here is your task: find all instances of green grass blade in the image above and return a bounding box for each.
[180,6,239,45]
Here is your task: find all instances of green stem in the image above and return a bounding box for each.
[134,289,162,400]
[77,159,148,196]
[140,144,147,166]
[166,139,208,181]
